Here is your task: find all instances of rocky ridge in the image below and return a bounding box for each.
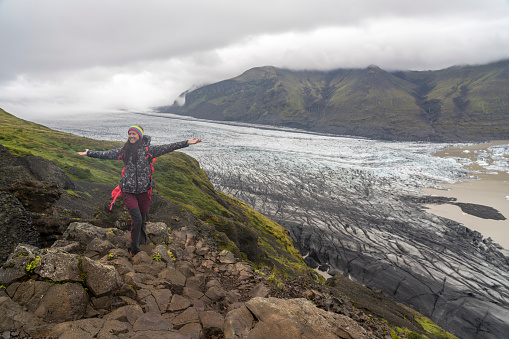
[1,221,396,339]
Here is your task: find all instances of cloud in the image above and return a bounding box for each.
[1,0,508,118]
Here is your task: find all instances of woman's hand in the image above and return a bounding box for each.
[77,149,89,156]
[187,138,202,145]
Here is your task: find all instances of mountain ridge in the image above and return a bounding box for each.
[160,59,509,142]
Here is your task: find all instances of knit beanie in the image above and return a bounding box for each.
[128,125,143,139]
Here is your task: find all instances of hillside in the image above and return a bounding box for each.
[161,59,509,141]
[0,108,458,338]
[0,108,308,276]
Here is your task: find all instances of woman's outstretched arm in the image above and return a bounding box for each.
[149,138,202,158]
[77,147,123,159]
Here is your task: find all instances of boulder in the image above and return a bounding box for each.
[85,237,114,257]
[195,244,210,256]
[62,222,112,247]
[154,244,174,264]
[168,294,191,312]
[172,307,200,329]
[151,289,173,313]
[81,257,122,297]
[223,305,254,339]
[0,213,422,339]
[244,297,375,339]
[11,280,53,313]
[124,271,155,290]
[0,244,40,285]
[185,274,206,291]
[33,283,89,323]
[105,227,131,248]
[46,318,105,338]
[107,256,134,275]
[116,284,137,300]
[51,239,82,253]
[140,294,160,314]
[134,261,166,276]
[205,285,226,302]
[176,261,196,278]
[133,251,153,265]
[147,222,170,245]
[183,287,204,300]
[158,267,186,294]
[248,282,270,298]
[35,249,83,282]
[219,250,236,264]
[0,296,51,335]
[199,310,224,338]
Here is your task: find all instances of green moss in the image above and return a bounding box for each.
[151,253,162,262]
[65,190,82,198]
[78,258,87,281]
[166,250,176,262]
[265,273,285,290]
[387,311,457,339]
[214,231,241,255]
[415,316,458,339]
[25,256,41,273]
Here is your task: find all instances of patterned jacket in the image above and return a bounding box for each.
[87,136,188,194]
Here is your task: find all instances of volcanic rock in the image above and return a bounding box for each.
[0,192,39,264]
[0,221,446,339]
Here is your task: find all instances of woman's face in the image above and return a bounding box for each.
[128,131,140,143]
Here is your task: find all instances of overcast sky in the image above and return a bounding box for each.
[1,0,509,119]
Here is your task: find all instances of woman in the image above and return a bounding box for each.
[78,125,202,256]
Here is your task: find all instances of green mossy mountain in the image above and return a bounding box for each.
[162,59,509,141]
[0,108,309,278]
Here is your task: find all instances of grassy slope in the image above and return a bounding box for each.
[0,109,123,185]
[0,108,309,277]
[327,67,427,135]
[398,60,509,137]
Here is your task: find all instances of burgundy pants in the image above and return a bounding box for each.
[122,191,151,254]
